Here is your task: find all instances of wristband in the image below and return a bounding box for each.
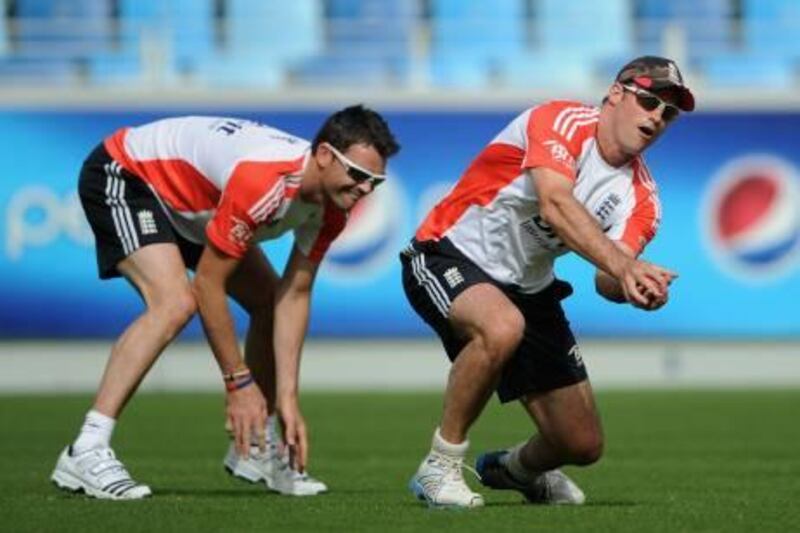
[222,367,251,382]
[225,375,255,392]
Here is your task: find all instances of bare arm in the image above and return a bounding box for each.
[194,244,267,457]
[194,244,246,374]
[532,167,675,306]
[273,244,319,471]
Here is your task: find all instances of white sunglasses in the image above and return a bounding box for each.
[622,84,681,122]
[325,143,387,188]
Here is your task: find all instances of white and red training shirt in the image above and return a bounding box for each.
[416,100,661,294]
[104,116,346,262]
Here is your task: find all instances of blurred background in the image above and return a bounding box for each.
[0,0,799,392]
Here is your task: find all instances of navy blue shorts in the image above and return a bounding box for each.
[400,238,587,403]
[78,143,204,279]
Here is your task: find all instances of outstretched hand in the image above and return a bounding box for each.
[278,397,308,472]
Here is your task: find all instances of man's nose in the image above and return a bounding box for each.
[357,181,374,195]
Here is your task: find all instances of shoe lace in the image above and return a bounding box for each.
[428,453,482,493]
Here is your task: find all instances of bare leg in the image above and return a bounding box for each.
[92,243,196,418]
[515,380,604,473]
[439,283,525,444]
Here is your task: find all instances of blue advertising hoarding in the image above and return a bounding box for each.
[1,109,798,338]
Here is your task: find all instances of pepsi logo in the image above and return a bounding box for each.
[324,177,406,281]
[702,155,800,282]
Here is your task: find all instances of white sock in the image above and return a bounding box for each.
[431,427,469,459]
[500,442,536,483]
[72,410,116,454]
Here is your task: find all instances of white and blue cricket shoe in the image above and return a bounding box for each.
[476,450,585,504]
[409,451,484,509]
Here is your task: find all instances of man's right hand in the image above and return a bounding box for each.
[225,383,267,458]
[616,257,677,308]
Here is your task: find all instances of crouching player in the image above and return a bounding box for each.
[400,56,692,507]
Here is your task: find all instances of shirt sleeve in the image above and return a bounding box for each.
[293,199,348,263]
[206,162,286,258]
[522,102,597,180]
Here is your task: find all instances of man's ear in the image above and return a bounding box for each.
[315,143,334,169]
[607,82,624,105]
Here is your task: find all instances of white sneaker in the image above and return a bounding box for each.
[223,442,327,496]
[51,446,151,500]
[476,451,584,504]
[538,470,586,504]
[409,451,484,508]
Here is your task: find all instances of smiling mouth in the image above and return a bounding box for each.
[638,125,655,139]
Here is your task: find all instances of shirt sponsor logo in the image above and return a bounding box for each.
[229,216,253,247]
[520,215,565,251]
[543,140,576,168]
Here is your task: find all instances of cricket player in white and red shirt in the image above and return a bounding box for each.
[52,106,400,500]
[402,56,694,508]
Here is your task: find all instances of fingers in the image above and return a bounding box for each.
[284,420,297,468]
[254,427,266,454]
[649,265,678,287]
[229,388,270,458]
[240,419,251,459]
[297,423,308,473]
[636,290,665,311]
[623,259,677,308]
[256,404,267,453]
[624,277,650,306]
[281,415,307,471]
[284,424,307,472]
[232,416,245,458]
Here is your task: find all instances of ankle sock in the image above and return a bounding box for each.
[501,442,537,483]
[431,427,469,458]
[72,409,116,454]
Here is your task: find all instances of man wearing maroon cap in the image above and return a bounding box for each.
[401,56,694,508]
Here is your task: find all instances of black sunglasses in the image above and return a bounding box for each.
[325,143,387,188]
[622,84,680,122]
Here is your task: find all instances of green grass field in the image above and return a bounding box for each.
[1,390,798,532]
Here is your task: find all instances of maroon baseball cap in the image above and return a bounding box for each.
[615,56,695,112]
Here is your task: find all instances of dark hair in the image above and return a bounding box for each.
[312,105,400,160]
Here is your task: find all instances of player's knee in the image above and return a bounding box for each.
[155,287,197,332]
[563,431,604,466]
[478,310,525,363]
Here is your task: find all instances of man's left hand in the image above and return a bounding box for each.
[278,397,308,472]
